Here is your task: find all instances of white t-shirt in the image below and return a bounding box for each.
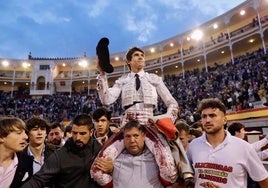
[187,131,268,188]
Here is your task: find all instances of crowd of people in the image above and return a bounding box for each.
[1,46,268,188]
[163,48,268,124]
[0,48,267,126]
[2,101,268,187]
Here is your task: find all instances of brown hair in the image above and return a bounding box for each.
[92,107,112,121]
[228,122,245,136]
[26,116,50,134]
[50,122,64,132]
[123,120,144,133]
[197,98,226,114]
[0,117,26,138]
[175,120,190,135]
[73,114,94,130]
[125,46,144,70]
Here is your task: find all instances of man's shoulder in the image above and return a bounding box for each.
[188,136,204,151]
[189,136,203,144]
[46,143,61,150]
[45,143,61,158]
[17,146,33,160]
[91,138,102,154]
[119,73,130,79]
[17,150,33,163]
[115,74,130,84]
[144,72,161,81]
[144,72,158,77]
[50,142,68,156]
[228,135,251,146]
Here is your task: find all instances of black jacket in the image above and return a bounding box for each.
[21,138,102,188]
[10,152,33,188]
[10,144,59,188]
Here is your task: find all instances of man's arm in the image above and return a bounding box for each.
[94,157,114,173]
[252,135,268,152]
[21,152,60,188]
[247,146,268,187]
[258,149,268,160]
[96,74,122,105]
[153,75,179,122]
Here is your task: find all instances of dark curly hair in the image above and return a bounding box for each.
[26,116,50,134]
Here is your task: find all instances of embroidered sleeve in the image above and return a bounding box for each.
[147,73,179,122]
[96,74,123,105]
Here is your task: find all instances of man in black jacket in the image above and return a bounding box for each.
[10,116,58,188]
[21,114,102,188]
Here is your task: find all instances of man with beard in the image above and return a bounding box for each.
[47,122,64,146]
[21,114,102,188]
[187,98,268,188]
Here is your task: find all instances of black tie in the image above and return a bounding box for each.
[135,74,140,90]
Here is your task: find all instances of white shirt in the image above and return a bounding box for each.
[187,131,268,188]
[27,146,45,174]
[113,148,164,188]
[252,136,268,160]
[97,70,178,124]
[0,153,18,188]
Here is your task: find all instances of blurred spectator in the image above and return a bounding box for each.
[258,87,268,106]
[188,128,203,142]
[228,122,268,188]
[63,124,72,142]
[82,96,97,114]
[175,120,191,151]
[47,122,64,146]
[228,122,268,160]
[0,48,267,124]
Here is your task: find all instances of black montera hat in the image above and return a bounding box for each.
[96,37,114,73]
